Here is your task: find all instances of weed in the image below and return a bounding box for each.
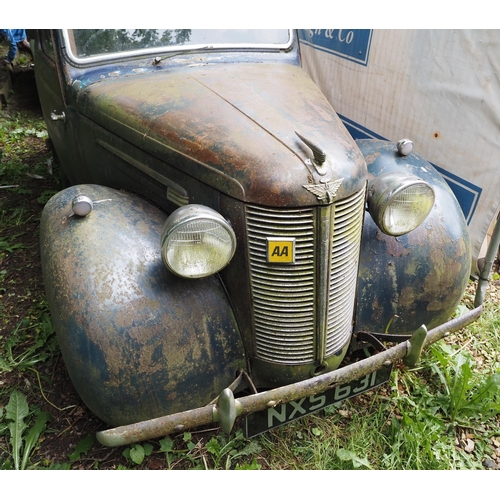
[428,343,500,423]
[68,435,95,463]
[336,448,372,469]
[0,390,50,469]
[123,442,154,466]
[0,312,57,373]
[32,435,96,470]
[377,338,500,469]
[157,429,262,470]
[37,189,58,205]
[0,206,31,226]
[205,429,262,469]
[157,432,197,469]
[0,113,52,189]
[0,234,27,254]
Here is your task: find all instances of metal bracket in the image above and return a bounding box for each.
[213,388,241,434]
[403,325,428,367]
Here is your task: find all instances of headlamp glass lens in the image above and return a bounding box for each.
[161,207,236,278]
[381,183,435,235]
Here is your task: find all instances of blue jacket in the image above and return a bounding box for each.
[1,29,27,63]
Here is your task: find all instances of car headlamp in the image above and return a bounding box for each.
[367,172,435,236]
[161,205,236,278]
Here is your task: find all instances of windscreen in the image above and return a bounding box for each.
[69,29,291,59]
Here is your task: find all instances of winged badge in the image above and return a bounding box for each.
[303,178,344,203]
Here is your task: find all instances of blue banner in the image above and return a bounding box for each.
[298,29,373,66]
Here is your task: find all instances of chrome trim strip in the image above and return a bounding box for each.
[315,204,334,363]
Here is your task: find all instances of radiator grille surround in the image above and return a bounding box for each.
[246,188,365,365]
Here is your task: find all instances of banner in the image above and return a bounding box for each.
[299,29,500,274]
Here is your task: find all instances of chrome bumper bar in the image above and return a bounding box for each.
[96,305,482,447]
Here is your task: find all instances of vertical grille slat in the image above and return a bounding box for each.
[325,188,366,356]
[247,188,365,365]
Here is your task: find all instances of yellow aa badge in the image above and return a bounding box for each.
[266,237,295,264]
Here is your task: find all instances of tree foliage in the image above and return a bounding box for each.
[73,29,192,57]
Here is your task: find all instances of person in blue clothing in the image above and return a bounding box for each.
[0,29,32,66]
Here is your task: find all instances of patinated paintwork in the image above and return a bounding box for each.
[73,63,366,207]
[354,139,471,334]
[40,184,245,426]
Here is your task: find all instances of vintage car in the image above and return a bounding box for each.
[32,29,482,447]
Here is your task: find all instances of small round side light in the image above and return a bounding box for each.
[397,139,414,156]
[72,196,93,217]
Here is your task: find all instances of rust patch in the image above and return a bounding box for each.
[376,233,411,257]
[399,285,417,308]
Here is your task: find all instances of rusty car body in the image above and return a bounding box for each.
[32,29,482,446]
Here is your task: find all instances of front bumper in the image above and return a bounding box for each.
[96,305,482,447]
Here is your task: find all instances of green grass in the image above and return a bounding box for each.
[257,299,500,470]
[0,113,48,178]
[1,106,59,469]
[0,302,58,373]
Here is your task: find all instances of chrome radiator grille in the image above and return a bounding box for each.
[246,188,365,364]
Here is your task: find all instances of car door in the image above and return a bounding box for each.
[33,29,84,184]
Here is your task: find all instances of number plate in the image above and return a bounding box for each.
[244,364,392,438]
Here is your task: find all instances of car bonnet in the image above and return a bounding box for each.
[75,62,366,206]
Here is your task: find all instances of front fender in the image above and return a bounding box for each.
[355,140,471,334]
[40,184,245,426]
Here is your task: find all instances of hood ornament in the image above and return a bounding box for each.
[295,131,328,176]
[303,178,344,204]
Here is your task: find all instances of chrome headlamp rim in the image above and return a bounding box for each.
[161,204,236,279]
[367,172,435,236]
